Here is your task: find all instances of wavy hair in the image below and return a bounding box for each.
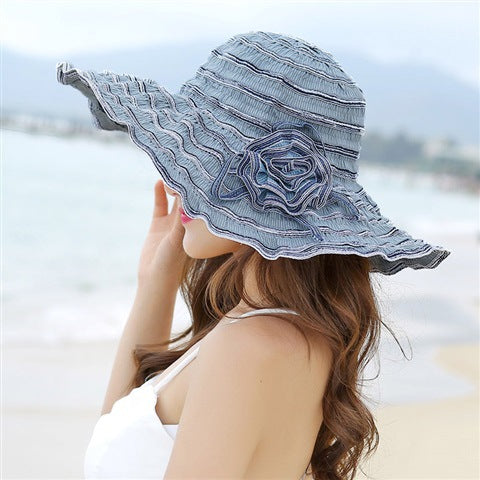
[128,245,406,480]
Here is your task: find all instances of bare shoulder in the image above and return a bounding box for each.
[196,313,300,386]
[216,312,331,365]
[214,312,304,354]
[202,312,332,396]
[163,313,322,478]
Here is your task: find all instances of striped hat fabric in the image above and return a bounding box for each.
[56,30,451,275]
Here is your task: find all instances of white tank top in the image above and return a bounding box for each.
[84,308,308,479]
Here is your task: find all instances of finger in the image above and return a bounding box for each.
[170,195,181,215]
[152,179,169,218]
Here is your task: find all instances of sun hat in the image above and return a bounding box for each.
[55,30,451,275]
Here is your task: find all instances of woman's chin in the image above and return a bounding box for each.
[182,230,212,259]
[182,224,244,259]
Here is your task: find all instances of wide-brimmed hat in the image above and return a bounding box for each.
[56,30,451,275]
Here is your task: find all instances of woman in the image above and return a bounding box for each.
[56,31,450,479]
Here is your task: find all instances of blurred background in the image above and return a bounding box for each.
[1,0,478,478]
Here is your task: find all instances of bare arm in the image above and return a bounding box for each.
[100,179,188,416]
[100,280,179,415]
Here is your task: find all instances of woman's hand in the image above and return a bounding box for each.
[102,179,186,413]
[136,179,189,289]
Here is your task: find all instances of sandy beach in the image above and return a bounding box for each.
[2,342,478,479]
[3,341,119,478]
[357,342,479,480]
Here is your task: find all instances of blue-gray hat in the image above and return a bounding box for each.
[56,30,451,275]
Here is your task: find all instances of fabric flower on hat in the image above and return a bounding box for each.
[210,120,363,241]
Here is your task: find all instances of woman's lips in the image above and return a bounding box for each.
[179,207,193,224]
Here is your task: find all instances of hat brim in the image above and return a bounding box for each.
[56,62,451,275]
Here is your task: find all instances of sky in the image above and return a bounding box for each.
[1,0,479,87]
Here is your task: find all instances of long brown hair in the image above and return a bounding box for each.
[129,245,406,480]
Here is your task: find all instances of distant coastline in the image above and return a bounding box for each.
[2,112,478,195]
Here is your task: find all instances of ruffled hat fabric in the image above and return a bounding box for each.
[56,30,450,275]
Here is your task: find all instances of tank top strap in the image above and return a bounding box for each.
[151,342,202,394]
[226,307,300,324]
